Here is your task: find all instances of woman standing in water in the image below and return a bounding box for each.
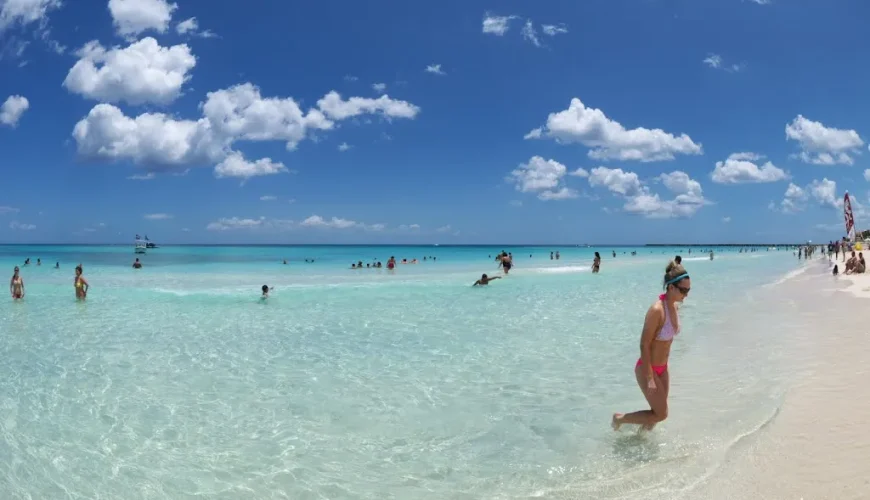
[74,265,89,300]
[592,252,601,273]
[612,261,690,431]
[10,266,24,299]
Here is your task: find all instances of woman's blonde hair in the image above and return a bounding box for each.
[663,261,687,290]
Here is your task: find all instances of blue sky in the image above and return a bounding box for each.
[1,0,869,244]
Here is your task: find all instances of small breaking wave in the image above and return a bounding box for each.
[530,266,592,274]
[765,264,810,287]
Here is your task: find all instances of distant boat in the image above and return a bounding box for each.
[134,235,147,254]
[144,235,158,248]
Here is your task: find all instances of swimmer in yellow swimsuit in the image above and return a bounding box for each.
[74,265,89,300]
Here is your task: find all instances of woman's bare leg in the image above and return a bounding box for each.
[612,365,668,430]
[640,370,669,431]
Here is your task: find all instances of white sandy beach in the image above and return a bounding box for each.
[690,260,870,500]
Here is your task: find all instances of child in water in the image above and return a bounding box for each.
[261,285,273,299]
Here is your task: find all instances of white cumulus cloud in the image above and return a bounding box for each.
[214,152,287,181]
[205,216,295,232]
[299,215,385,231]
[541,24,568,36]
[72,103,224,166]
[0,0,61,31]
[316,91,419,120]
[128,172,156,180]
[711,152,788,184]
[108,0,177,37]
[425,64,445,75]
[588,167,643,196]
[526,98,703,162]
[771,178,842,213]
[372,83,387,93]
[72,83,419,176]
[588,167,708,219]
[144,213,172,220]
[207,217,263,231]
[300,215,357,229]
[702,54,744,73]
[508,156,579,201]
[175,16,214,37]
[64,38,195,106]
[0,95,29,126]
[521,20,541,47]
[260,195,276,201]
[482,13,516,35]
[338,142,351,151]
[538,187,578,200]
[703,54,722,69]
[786,115,864,166]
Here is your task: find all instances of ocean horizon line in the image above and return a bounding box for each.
[0,242,807,248]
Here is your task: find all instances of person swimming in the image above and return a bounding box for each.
[132,258,142,269]
[74,265,89,300]
[592,252,601,273]
[261,284,273,299]
[10,266,24,299]
[612,260,690,432]
[472,273,501,286]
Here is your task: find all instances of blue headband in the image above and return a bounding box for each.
[665,273,689,285]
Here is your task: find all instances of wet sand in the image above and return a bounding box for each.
[690,260,870,500]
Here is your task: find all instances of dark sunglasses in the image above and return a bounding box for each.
[675,285,690,295]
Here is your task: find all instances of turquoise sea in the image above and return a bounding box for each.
[0,244,804,499]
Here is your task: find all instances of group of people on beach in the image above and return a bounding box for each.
[10,261,89,300]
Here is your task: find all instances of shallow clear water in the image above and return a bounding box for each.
[0,245,803,499]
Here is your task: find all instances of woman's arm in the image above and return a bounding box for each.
[639,305,664,384]
[20,279,24,297]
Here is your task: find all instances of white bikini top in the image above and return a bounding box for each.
[655,295,679,341]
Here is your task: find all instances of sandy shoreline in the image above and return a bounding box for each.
[689,261,870,500]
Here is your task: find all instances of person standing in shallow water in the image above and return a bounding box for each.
[10,266,24,299]
[592,252,601,273]
[74,265,89,300]
[612,261,691,432]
